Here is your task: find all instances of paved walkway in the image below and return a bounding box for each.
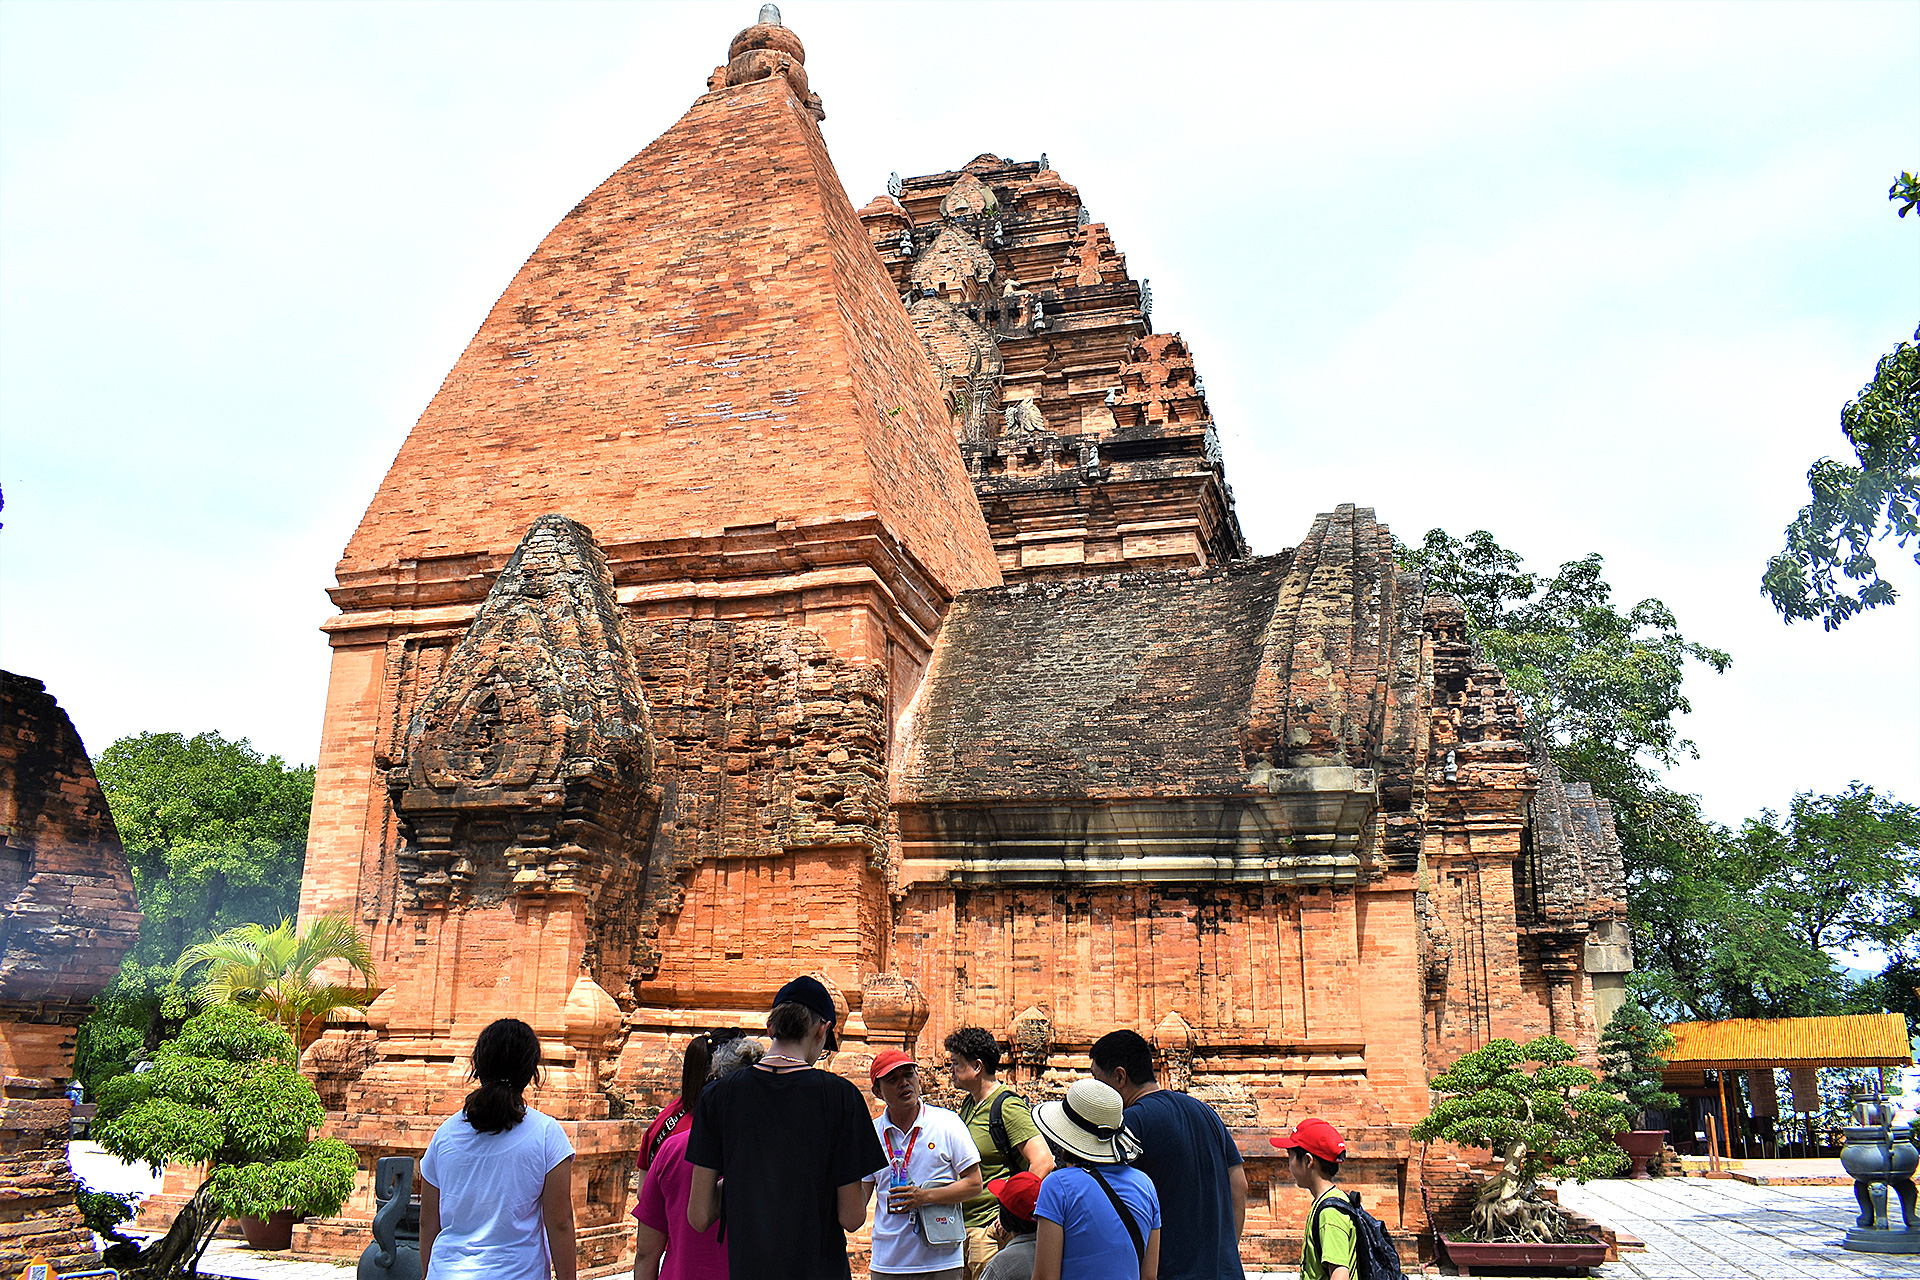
[1555,1177,1920,1279]
[65,1143,1920,1280]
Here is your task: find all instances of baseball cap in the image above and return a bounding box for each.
[1271,1117,1346,1163]
[772,975,840,1052]
[987,1171,1042,1221]
[869,1048,917,1085]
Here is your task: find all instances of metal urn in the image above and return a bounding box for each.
[357,1156,424,1280]
[1839,1095,1919,1255]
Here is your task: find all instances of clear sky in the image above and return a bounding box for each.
[1,0,1914,830]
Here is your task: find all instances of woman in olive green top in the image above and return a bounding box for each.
[1273,1118,1355,1280]
[945,1028,1055,1280]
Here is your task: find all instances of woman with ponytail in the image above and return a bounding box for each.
[420,1018,578,1280]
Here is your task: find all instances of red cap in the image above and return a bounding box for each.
[869,1049,917,1085]
[987,1171,1042,1221]
[1271,1117,1346,1162]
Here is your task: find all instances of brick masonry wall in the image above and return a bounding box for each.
[0,673,142,1274]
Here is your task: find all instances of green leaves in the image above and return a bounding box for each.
[1412,1037,1629,1185]
[1597,1000,1682,1123]
[79,731,314,1096]
[86,1004,349,1222]
[174,915,379,1041]
[204,1139,358,1220]
[1401,531,1729,801]
[1763,323,1919,630]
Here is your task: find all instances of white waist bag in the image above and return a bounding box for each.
[912,1178,965,1248]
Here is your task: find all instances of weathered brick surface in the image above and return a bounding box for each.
[0,674,142,1274]
[861,157,1246,579]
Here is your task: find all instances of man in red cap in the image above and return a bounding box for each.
[1272,1118,1354,1280]
[864,1049,982,1280]
[977,1172,1041,1280]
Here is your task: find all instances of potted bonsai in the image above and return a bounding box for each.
[92,1003,357,1276]
[1411,1034,1629,1274]
[1598,999,1681,1177]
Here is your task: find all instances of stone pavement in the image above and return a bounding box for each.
[62,1166,1920,1280]
[1554,1176,1920,1279]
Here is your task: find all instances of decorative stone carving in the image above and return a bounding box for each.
[387,514,657,910]
[1011,1006,1052,1071]
[862,974,930,1052]
[1153,1011,1196,1092]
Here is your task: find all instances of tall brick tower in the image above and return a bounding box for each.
[298,9,997,1264]
[299,8,1632,1270]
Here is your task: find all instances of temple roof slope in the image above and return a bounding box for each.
[901,557,1294,802]
[340,23,997,599]
[894,506,1430,885]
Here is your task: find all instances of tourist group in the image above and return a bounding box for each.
[412,976,1367,1280]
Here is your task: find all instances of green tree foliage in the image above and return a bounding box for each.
[1634,783,1920,1021]
[175,915,377,1047]
[92,1005,355,1278]
[1763,323,1920,629]
[1400,529,1729,813]
[1399,529,1918,1025]
[1597,999,1681,1127]
[75,732,313,1096]
[1410,1035,1629,1187]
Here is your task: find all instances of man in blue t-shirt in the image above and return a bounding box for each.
[1091,1030,1246,1280]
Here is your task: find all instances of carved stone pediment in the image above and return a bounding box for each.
[389,515,657,907]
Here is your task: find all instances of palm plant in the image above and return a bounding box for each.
[174,915,378,1048]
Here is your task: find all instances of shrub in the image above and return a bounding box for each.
[92,1004,356,1277]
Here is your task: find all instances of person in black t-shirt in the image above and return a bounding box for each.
[686,975,887,1280]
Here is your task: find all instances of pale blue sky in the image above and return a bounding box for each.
[1,1,1915,829]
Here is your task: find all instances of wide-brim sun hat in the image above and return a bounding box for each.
[1033,1078,1139,1164]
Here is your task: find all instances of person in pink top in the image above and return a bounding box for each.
[634,1037,764,1280]
[639,1029,746,1198]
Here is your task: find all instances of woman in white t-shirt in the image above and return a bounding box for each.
[420,1018,577,1280]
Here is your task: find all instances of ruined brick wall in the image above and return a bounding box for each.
[0,673,142,1273]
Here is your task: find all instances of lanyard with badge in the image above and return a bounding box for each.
[884,1124,922,1198]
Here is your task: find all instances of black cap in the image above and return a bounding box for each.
[773,975,839,1052]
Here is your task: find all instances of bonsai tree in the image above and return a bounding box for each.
[1598,999,1681,1129]
[92,1004,357,1278]
[174,914,378,1050]
[1410,1035,1629,1242]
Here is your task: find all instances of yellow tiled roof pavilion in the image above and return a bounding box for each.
[1665,1013,1914,1071]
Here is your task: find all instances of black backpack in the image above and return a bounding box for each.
[1310,1191,1405,1280]
[987,1089,1028,1174]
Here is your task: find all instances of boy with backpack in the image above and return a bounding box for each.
[1272,1117,1404,1280]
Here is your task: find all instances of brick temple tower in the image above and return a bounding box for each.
[298,8,1630,1269]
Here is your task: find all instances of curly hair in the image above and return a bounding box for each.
[943,1026,1002,1075]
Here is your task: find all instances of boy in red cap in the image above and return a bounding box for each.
[977,1171,1041,1280]
[1272,1118,1354,1280]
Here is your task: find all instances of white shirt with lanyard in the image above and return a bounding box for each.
[866,1102,981,1275]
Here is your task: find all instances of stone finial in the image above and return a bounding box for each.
[722,11,823,120]
[861,973,929,1051]
[1010,1006,1052,1070]
[1153,1011,1196,1092]
[563,976,623,1041]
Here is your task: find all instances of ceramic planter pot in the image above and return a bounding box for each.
[240,1210,298,1251]
[1613,1128,1669,1179]
[1439,1231,1609,1277]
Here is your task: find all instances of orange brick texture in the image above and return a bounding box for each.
[291,12,1630,1274]
[0,672,142,1273]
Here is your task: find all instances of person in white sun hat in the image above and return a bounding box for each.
[1030,1078,1161,1280]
